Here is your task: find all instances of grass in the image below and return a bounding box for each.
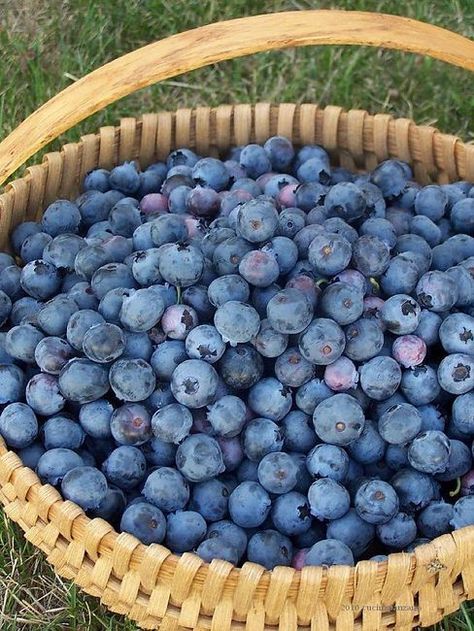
[0,0,473,629]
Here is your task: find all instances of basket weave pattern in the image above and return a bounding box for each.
[1,103,474,631]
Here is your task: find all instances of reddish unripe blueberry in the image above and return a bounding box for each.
[461,470,474,496]
[140,194,169,214]
[186,186,220,216]
[277,184,298,208]
[324,357,359,392]
[161,304,198,340]
[392,335,427,368]
[291,548,308,570]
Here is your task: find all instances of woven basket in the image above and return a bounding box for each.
[0,10,474,631]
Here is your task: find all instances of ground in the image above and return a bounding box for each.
[0,0,473,629]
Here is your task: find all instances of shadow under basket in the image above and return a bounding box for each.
[0,103,474,631]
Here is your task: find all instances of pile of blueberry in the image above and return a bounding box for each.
[0,136,474,571]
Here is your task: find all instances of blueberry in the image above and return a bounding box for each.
[42,416,84,450]
[378,403,422,445]
[407,431,450,475]
[438,353,474,395]
[192,157,229,191]
[20,231,52,263]
[450,496,474,529]
[109,162,140,195]
[417,501,454,538]
[188,478,229,522]
[20,260,62,300]
[370,160,409,199]
[196,538,239,564]
[25,373,64,415]
[185,325,226,364]
[380,254,420,296]
[219,344,263,390]
[119,287,165,332]
[78,399,113,439]
[212,236,253,276]
[228,481,271,528]
[121,330,153,361]
[451,198,474,235]
[206,395,247,438]
[4,324,43,363]
[308,231,352,276]
[81,322,125,363]
[347,420,385,465]
[380,294,421,334]
[376,512,417,549]
[359,356,401,401]
[439,313,474,355]
[305,538,354,567]
[120,502,166,544]
[326,509,375,557]
[143,467,190,512]
[243,418,283,462]
[280,412,316,454]
[322,183,365,223]
[61,466,108,511]
[416,271,458,313]
[313,393,365,446]
[165,510,207,553]
[110,403,151,446]
[344,319,384,362]
[18,441,45,469]
[91,263,137,299]
[354,480,399,525]
[299,318,345,365]
[277,208,306,238]
[157,241,204,288]
[171,359,218,408]
[391,468,438,513]
[150,214,187,247]
[175,433,224,482]
[401,365,440,405]
[149,340,186,382]
[67,282,99,310]
[266,288,313,335]
[36,448,84,486]
[308,478,350,520]
[306,444,349,481]
[324,357,359,392]
[214,300,260,345]
[66,309,105,350]
[41,200,81,236]
[102,445,147,490]
[58,358,110,403]
[255,451,297,495]
[151,403,192,444]
[161,304,198,340]
[320,282,364,326]
[248,377,292,421]
[295,378,334,415]
[89,487,126,525]
[140,436,175,470]
[205,520,247,561]
[247,529,293,569]
[11,221,43,255]
[109,358,156,401]
[0,403,38,449]
[414,184,448,222]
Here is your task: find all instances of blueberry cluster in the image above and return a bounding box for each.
[1,138,474,571]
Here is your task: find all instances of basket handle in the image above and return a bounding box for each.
[0,9,472,186]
